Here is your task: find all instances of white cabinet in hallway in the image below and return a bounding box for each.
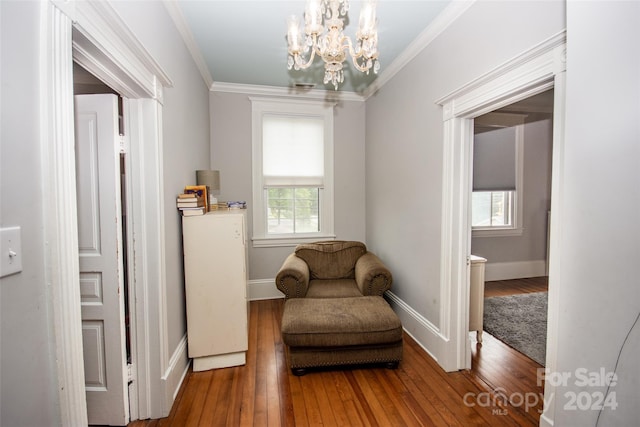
[469,255,487,342]
[182,210,249,371]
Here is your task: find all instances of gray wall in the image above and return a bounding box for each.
[0,1,209,425]
[472,116,553,266]
[110,1,210,353]
[365,0,565,324]
[1,2,60,425]
[209,91,367,280]
[553,1,640,424]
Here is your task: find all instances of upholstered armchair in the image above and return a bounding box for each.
[276,241,393,299]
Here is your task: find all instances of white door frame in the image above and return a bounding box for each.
[43,1,173,423]
[435,31,565,425]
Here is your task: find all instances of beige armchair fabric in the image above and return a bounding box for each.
[276,241,393,299]
[277,241,401,374]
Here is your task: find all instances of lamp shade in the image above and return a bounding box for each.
[196,170,220,192]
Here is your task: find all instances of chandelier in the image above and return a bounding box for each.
[286,0,380,90]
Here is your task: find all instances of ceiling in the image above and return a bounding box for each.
[498,89,555,115]
[174,0,453,94]
[474,89,555,133]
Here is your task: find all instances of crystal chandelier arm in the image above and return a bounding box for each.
[343,37,365,71]
[350,56,371,73]
[343,37,377,73]
[293,34,320,70]
[350,52,379,75]
[345,0,379,74]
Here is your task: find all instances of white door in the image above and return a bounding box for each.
[75,94,129,425]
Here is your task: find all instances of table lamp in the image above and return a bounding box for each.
[196,170,220,211]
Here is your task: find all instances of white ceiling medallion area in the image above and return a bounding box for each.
[164,0,475,99]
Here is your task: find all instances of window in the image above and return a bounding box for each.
[472,191,514,227]
[251,98,334,247]
[267,188,319,234]
[472,115,524,237]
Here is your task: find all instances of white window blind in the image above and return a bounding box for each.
[263,115,324,187]
[473,126,517,191]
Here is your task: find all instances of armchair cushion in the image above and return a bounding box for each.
[306,279,362,298]
[295,241,366,280]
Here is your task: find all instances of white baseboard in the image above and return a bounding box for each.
[385,291,443,366]
[249,278,284,301]
[161,334,190,416]
[484,260,547,282]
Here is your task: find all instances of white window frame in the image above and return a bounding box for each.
[472,123,524,238]
[250,97,335,247]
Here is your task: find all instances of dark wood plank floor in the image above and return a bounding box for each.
[129,278,548,427]
[484,276,548,297]
[471,276,549,425]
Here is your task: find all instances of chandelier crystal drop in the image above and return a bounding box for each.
[287,0,380,90]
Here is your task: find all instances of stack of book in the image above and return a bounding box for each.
[176,193,205,216]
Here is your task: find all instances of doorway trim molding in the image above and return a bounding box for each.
[434,29,566,407]
[41,5,86,424]
[45,0,176,424]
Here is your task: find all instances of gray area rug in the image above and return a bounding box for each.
[483,292,547,365]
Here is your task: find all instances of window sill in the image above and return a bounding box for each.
[472,227,524,238]
[252,234,336,248]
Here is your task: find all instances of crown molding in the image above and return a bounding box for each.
[211,81,365,102]
[163,0,214,89]
[362,0,476,99]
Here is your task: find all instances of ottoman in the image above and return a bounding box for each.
[281,296,403,375]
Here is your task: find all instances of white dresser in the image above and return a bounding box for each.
[469,255,487,342]
[182,210,249,371]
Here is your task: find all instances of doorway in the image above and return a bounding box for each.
[434,31,565,377]
[471,90,554,361]
[42,3,173,424]
[73,63,134,425]
[468,91,554,419]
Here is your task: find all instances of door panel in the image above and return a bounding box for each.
[75,94,129,425]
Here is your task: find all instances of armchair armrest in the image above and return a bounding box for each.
[355,252,393,296]
[276,253,310,298]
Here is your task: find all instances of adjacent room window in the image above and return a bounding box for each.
[472,190,514,227]
[472,115,524,237]
[251,98,334,247]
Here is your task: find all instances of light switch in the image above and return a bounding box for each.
[1,226,22,278]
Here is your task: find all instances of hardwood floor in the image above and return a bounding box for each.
[484,276,548,297]
[129,278,548,427]
[471,276,549,425]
